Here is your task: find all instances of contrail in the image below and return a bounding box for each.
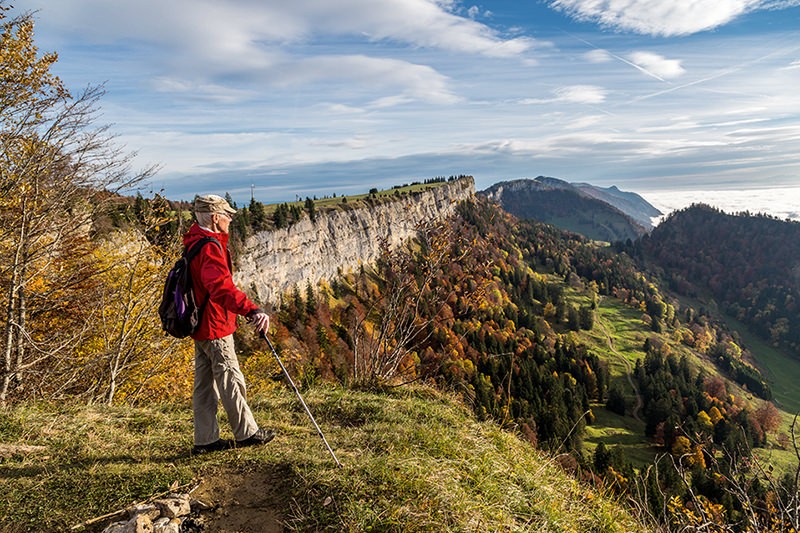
[563,31,668,82]
[632,40,800,102]
[563,29,800,103]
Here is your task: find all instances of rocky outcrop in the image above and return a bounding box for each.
[235,177,474,306]
[101,493,211,533]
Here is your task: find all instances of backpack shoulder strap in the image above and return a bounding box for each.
[184,236,222,263]
[181,237,223,319]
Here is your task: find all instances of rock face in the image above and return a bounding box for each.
[235,177,475,306]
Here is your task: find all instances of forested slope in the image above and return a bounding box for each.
[633,204,800,357]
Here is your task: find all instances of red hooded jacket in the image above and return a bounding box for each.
[183,223,260,340]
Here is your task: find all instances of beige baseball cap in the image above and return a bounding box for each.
[194,194,237,215]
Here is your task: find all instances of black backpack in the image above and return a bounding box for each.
[158,237,220,338]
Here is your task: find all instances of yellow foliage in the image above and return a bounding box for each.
[668,495,728,531]
[118,341,196,404]
[606,465,627,490]
[242,349,283,396]
[697,410,714,431]
[1,10,155,403]
[671,436,691,458]
[708,406,724,425]
[692,445,707,469]
[73,232,193,404]
[0,15,65,114]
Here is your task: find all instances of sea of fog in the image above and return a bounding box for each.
[640,186,800,226]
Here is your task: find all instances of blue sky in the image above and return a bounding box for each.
[24,0,800,209]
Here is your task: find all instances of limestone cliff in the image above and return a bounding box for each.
[235,177,475,305]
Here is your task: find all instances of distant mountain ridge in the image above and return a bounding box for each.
[573,182,662,229]
[480,177,659,242]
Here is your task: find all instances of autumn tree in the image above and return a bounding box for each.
[76,224,194,405]
[350,219,485,388]
[753,401,781,435]
[0,6,152,404]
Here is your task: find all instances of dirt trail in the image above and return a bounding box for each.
[192,466,290,533]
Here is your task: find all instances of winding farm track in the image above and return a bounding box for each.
[598,319,644,423]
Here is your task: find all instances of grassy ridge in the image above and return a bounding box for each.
[0,386,647,532]
[263,180,451,214]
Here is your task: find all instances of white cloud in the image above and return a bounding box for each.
[308,136,370,150]
[368,95,417,109]
[321,103,366,114]
[31,0,536,107]
[627,51,686,80]
[549,0,800,36]
[151,78,257,103]
[36,0,537,66]
[554,85,608,103]
[519,85,607,105]
[467,132,654,159]
[584,49,613,63]
[276,55,461,104]
[295,0,536,58]
[566,115,605,129]
[643,187,800,222]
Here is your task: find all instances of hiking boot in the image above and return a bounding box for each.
[192,438,234,455]
[236,428,275,448]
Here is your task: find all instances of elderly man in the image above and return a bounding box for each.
[184,194,274,454]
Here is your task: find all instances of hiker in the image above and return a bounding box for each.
[185,194,274,454]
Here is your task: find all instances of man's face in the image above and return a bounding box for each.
[214,212,232,234]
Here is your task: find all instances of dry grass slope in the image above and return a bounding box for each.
[0,385,647,532]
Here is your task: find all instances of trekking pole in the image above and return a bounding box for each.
[260,332,342,468]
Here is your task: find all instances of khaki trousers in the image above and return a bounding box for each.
[193,334,259,445]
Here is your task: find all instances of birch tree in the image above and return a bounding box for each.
[0,6,153,404]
